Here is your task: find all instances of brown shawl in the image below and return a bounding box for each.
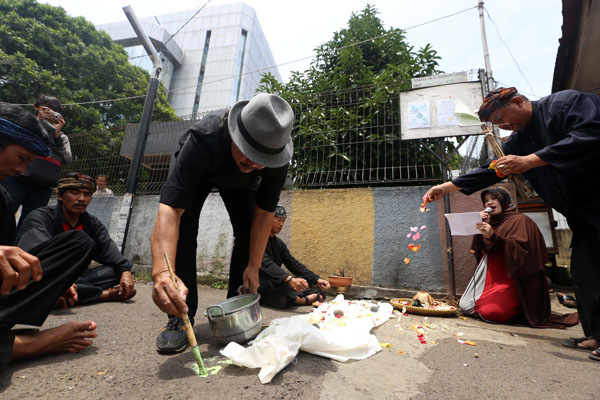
[472,212,579,328]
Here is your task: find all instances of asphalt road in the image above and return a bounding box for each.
[1,283,598,399]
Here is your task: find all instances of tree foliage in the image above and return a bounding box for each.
[0,0,176,133]
[258,4,462,186]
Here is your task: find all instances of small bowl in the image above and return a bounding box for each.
[328,275,353,288]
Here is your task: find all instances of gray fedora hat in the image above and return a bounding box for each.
[228,93,294,168]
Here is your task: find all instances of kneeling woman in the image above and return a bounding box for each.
[459,187,578,328]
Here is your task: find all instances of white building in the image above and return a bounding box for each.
[97,3,281,117]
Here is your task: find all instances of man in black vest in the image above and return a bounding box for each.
[151,93,294,354]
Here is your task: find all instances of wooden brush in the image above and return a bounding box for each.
[164,252,207,376]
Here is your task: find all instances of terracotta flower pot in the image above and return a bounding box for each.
[328,275,353,288]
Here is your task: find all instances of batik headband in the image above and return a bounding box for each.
[58,174,97,193]
[478,87,518,122]
[0,118,50,156]
[274,205,287,218]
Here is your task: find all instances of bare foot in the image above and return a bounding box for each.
[577,338,599,350]
[98,287,137,302]
[11,321,97,361]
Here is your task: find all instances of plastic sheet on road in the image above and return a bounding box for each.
[221,295,393,383]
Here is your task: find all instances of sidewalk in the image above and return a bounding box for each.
[0,283,598,399]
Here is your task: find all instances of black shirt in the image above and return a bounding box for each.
[160,111,289,212]
[0,186,15,245]
[453,90,600,230]
[16,204,132,273]
[260,235,320,284]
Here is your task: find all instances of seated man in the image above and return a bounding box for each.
[0,102,97,372]
[17,173,136,305]
[459,187,578,328]
[258,205,330,308]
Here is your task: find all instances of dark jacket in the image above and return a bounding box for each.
[16,204,132,273]
[260,235,320,284]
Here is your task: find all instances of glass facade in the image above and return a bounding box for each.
[192,30,212,117]
[231,29,248,105]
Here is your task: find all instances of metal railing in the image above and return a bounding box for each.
[62,86,446,194]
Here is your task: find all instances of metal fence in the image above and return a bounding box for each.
[62,85,447,194]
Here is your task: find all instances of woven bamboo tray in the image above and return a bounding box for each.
[390,298,457,316]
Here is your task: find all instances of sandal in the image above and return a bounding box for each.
[562,336,596,350]
[557,293,577,309]
[590,348,600,362]
[303,293,324,305]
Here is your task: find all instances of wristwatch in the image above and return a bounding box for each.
[285,276,293,284]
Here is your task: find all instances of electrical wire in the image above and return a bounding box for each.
[483,7,536,97]
[14,5,479,107]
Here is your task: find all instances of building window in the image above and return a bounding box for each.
[231,29,248,104]
[192,30,212,118]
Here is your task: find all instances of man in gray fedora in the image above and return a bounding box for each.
[151,93,294,354]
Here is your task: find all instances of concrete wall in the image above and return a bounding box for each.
[91,185,513,293]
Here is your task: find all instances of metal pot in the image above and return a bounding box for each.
[205,293,262,345]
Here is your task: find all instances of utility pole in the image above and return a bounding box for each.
[478,1,494,92]
[115,6,163,254]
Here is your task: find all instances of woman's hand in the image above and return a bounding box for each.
[479,210,491,223]
[476,222,494,239]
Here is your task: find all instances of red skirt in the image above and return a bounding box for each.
[475,250,521,322]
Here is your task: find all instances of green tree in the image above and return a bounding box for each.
[0,0,176,133]
[258,4,461,186]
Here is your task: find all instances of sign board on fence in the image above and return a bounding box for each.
[400,80,485,140]
[411,71,469,89]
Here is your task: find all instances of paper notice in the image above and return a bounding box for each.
[436,99,459,126]
[407,101,431,129]
[454,100,481,126]
[444,212,482,235]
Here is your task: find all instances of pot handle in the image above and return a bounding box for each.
[206,304,225,320]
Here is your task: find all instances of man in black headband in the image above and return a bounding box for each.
[258,205,330,308]
[17,172,136,306]
[425,88,600,362]
[151,93,294,354]
[0,103,97,372]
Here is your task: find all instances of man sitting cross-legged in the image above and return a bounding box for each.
[258,205,330,308]
[17,173,136,306]
[0,102,97,372]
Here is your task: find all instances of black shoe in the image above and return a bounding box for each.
[156,317,188,354]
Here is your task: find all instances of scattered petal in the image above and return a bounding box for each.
[404,258,411,265]
[97,371,107,375]
[463,363,469,367]
[411,226,419,232]
[406,233,412,238]
[459,316,467,320]
[420,225,427,231]
[455,332,465,337]
[412,232,421,241]
[398,350,404,354]
[469,249,476,254]
[379,342,392,348]
[465,340,477,346]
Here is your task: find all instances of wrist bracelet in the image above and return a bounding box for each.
[285,276,293,284]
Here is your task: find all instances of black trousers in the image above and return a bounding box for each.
[570,218,600,344]
[171,184,255,322]
[0,230,96,371]
[257,274,298,309]
[76,265,122,305]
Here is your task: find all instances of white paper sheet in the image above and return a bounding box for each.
[436,99,459,126]
[454,100,481,126]
[444,212,482,235]
[407,101,431,129]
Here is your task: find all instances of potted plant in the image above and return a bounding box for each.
[328,268,352,293]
